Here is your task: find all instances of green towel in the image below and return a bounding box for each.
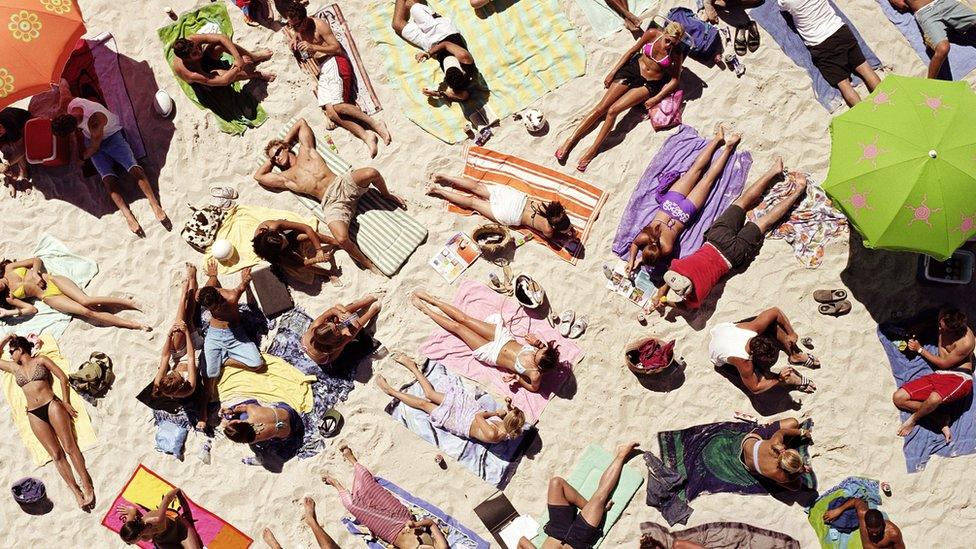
[808,490,864,549]
[158,3,267,135]
[532,444,644,548]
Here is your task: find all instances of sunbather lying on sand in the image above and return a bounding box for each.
[302,292,383,364]
[739,417,812,491]
[0,335,95,510]
[171,33,275,87]
[627,125,741,276]
[262,497,340,549]
[377,352,527,443]
[324,443,449,549]
[221,400,298,444]
[0,256,150,331]
[518,442,641,549]
[890,0,976,79]
[394,0,479,102]
[117,487,203,548]
[152,263,205,414]
[410,289,561,392]
[710,307,820,394]
[252,219,339,279]
[823,497,905,549]
[255,118,406,273]
[426,173,575,239]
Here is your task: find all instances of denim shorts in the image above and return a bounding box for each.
[916,0,976,48]
[202,325,264,378]
[86,131,139,180]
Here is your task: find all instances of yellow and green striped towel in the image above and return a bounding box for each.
[365,0,586,143]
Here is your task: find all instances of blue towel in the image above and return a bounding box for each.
[809,476,881,548]
[154,419,188,460]
[876,0,976,80]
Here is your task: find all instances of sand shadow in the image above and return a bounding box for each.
[714,364,802,415]
[636,362,687,392]
[476,0,523,18]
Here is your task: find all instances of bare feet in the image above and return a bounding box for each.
[714,123,726,143]
[942,425,953,443]
[375,374,395,396]
[258,71,277,82]
[303,496,320,526]
[376,120,392,145]
[897,416,916,437]
[252,48,274,63]
[726,132,742,148]
[790,173,809,198]
[322,474,341,488]
[184,262,197,277]
[431,173,454,188]
[770,155,784,176]
[392,351,420,373]
[141,325,154,332]
[337,441,355,463]
[413,289,434,303]
[124,215,144,237]
[623,16,640,32]
[73,489,87,510]
[262,528,282,549]
[424,181,439,196]
[702,0,719,23]
[366,132,379,159]
[409,292,427,311]
[385,192,407,209]
[555,146,569,164]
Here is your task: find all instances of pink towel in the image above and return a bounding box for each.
[339,463,412,544]
[419,280,583,422]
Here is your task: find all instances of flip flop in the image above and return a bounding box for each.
[789,353,820,369]
[558,310,575,337]
[320,408,343,438]
[734,26,748,57]
[747,21,760,53]
[819,300,852,317]
[784,369,816,393]
[813,289,847,303]
[568,315,588,339]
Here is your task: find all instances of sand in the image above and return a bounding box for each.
[2,0,975,547]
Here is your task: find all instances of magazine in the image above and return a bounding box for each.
[604,260,655,307]
[430,232,481,283]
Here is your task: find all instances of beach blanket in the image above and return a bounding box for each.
[640,521,800,549]
[0,235,98,339]
[658,419,816,504]
[747,175,847,269]
[260,118,428,276]
[218,353,314,414]
[531,444,644,548]
[365,0,586,143]
[1,334,97,467]
[877,0,976,80]
[878,320,976,472]
[451,145,609,264]
[748,0,882,111]
[419,280,583,423]
[200,204,318,275]
[342,476,490,549]
[807,477,881,549]
[574,0,655,38]
[158,3,267,135]
[101,464,252,548]
[385,359,536,488]
[284,5,381,115]
[611,125,751,275]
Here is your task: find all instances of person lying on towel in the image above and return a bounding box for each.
[262,496,341,549]
[518,443,641,549]
[892,306,974,442]
[220,399,299,444]
[151,263,206,418]
[254,118,406,274]
[393,0,479,102]
[739,417,812,491]
[648,161,806,313]
[411,289,561,393]
[710,307,820,395]
[252,219,340,280]
[171,33,276,87]
[377,352,527,444]
[117,486,204,548]
[283,3,392,158]
[823,497,906,549]
[627,125,741,277]
[0,106,32,197]
[325,443,450,548]
[302,292,383,364]
[889,0,976,79]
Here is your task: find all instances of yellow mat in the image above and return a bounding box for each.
[216,353,314,413]
[202,204,318,275]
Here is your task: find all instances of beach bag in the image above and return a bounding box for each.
[666,7,718,58]
[637,338,675,371]
[181,203,228,253]
[649,90,685,131]
[68,351,114,398]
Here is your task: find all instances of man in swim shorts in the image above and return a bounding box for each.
[893,307,974,442]
[254,118,406,273]
[170,33,275,87]
[889,0,976,78]
[393,0,479,102]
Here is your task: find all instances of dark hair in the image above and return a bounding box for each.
[8,336,34,356]
[312,322,341,345]
[172,38,194,59]
[749,335,779,366]
[864,509,885,541]
[537,341,560,371]
[252,230,286,262]
[939,307,967,333]
[283,2,307,20]
[444,66,472,92]
[197,286,222,310]
[224,421,256,443]
[119,515,144,543]
[540,201,572,234]
[50,114,78,136]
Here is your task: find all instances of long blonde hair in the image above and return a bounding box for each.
[502,407,526,439]
[777,448,804,474]
[663,21,685,41]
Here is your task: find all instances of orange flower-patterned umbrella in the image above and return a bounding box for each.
[0,0,86,109]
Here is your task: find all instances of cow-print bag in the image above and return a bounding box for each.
[181,203,229,253]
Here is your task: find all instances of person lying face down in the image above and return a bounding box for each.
[220,401,296,444]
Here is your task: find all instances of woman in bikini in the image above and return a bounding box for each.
[302,291,383,365]
[0,257,150,331]
[626,125,741,277]
[117,487,203,548]
[739,417,812,491]
[220,400,298,444]
[152,264,204,412]
[556,22,685,172]
[0,334,94,509]
[410,290,560,393]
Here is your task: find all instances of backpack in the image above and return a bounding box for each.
[666,7,719,59]
[181,203,229,253]
[68,352,115,398]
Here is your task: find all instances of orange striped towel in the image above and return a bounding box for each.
[450,146,609,264]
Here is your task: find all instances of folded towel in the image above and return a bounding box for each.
[640,521,801,549]
[807,477,881,549]
[877,0,976,80]
[574,0,654,38]
[217,353,315,414]
[201,203,319,275]
[153,419,188,460]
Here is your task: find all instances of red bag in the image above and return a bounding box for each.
[636,338,675,372]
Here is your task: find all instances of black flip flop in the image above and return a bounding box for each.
[320,408,343,438]
[734,26,748,57]
[747,21,760,53]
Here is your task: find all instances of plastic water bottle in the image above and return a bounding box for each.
[197,438,212,465]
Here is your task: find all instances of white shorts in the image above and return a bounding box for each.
[317,55,355,107]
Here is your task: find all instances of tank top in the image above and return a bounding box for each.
[67,97,122,139]
[709,322,756,366]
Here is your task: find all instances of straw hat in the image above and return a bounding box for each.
[471,224,512,256]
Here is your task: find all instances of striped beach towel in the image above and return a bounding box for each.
[450,146,608,264]
[365,0,586,143]
[258,119,428,276]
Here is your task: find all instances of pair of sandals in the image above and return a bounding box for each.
[553,309,588,339]
[733,21,761,56]
[814,289,851,316]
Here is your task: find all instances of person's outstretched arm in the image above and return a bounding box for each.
[227,267,252,304]
[283,117,316,150]
[202,258,221,289]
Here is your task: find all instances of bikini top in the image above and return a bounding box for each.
[15,362,49,387]
[10,267,28,299]
[641,36,671,68]
[513,346,537,375]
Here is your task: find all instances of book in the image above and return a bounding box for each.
[430,232,481,283]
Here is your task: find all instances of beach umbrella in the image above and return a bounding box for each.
[0,0,86,109]
[822,75,976,260]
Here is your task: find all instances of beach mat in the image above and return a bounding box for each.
[2,334,97,467]
[748,0,882,111]
[201,204,318,275]
[419,280,582,423]
[574,0,655,38]
[877,0,976,80]
[217,352,314,414]
[640,521,801,549]
[385,359,536,488]
[611,125,751,276]
[807,477,881,549]
[158,3,267,135]
[530,444,644,548]
[0,234,98,339]
[101,464,252,548]
[365,0,586,143]
[451,145,609,264]
[342,476,490,549]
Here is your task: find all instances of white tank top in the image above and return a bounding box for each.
[709,322,756,366]
[68,97,122,139]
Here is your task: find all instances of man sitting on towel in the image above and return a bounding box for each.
[892,307,974,442]
[254,118,406,273]
[778,0,881,106]
[823,497,905,549]
[171,33,276,87]
[889,0,976,79]
[649,161,806,313]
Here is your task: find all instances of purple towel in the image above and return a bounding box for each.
[876,0,976,80]
[611,125,751,274]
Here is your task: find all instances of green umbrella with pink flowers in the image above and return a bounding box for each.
[822,75,976,260]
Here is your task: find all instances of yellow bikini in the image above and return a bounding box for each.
[10,267,63,299]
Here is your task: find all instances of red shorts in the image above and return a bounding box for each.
[901,372,973,404]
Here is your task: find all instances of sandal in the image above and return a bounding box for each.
[568,315,588,339]
[320,408,343,438]
[813,289,847,303]
[789,353,820,369]
[783,368,816,393]
[734,26,748,56]
[558,310,575,337]
[819,300,852,316]
[747,21,760,53]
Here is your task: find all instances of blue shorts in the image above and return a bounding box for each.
[86,131,139,180]
[202,325,264,378]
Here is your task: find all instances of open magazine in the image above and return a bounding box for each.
[430,232,481,283]
[604,260,656,308]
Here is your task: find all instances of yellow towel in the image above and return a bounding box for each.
[202,204,319,275]
[2,334,97,467]
[216,353,314,413]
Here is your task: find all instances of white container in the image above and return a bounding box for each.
[923,249,975,285]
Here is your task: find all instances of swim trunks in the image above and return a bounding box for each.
[320,170,367,225]
[901,370,973,404]
[317,54,357,107]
